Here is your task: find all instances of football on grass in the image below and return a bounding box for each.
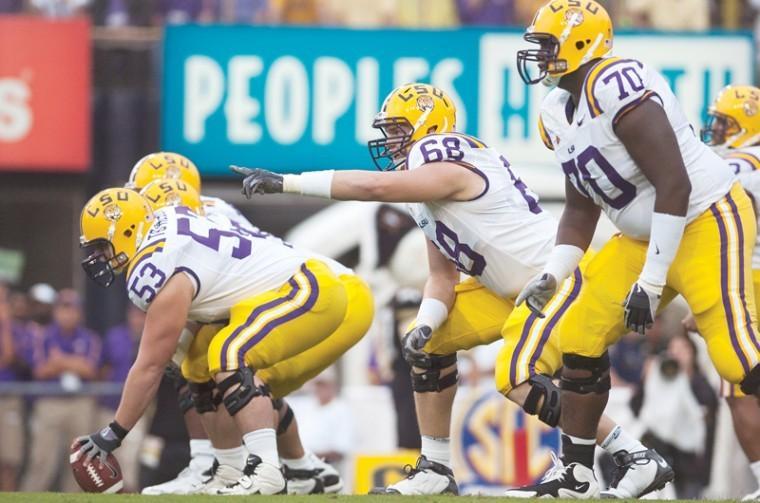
[70,444,123,493]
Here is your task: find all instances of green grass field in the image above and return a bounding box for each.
[0,495,734,503]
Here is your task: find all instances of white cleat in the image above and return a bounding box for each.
[504,453,599,499]
[601,449,675,498]
[283,466,324,495]
[199,463,244,494]
[308,452,344,494]
[215,455,286,495]
[370,455,458,495]
[141,456,215,495]
[743,487,760,500]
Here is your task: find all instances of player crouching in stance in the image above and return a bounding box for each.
[232,83,672,497]
[71,185,372,494]
[702,85,760,501]
[127,153,357,495]
[511,0,760,498]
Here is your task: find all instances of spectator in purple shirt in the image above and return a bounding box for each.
[96,303,145,491]
[0,284,30,491]
[456,0,515,25]
[20,289,101,493]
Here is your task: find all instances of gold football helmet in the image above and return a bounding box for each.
[518,0,613,86]
[140,179,204,215]
[702,85,760,150]
[127,152,201,192]
[369,83,456,171]
[80,188,154,287]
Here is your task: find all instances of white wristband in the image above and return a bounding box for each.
[283,171,335,198]
[415,298,449,332]
[542,244,585,284]
[639,212,686,291]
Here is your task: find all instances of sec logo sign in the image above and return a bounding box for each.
[0,16,90,171]
[451,387,560,493]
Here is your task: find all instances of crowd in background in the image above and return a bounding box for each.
[0,0,755,31]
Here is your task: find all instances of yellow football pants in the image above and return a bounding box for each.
[422,262,585,396]
[205,259,348,379]
[182,268,372,399]
[560,183,760,385]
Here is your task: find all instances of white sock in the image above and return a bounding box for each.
[600,425,645,455]
[243,429,280,467]
[215,445,248,470]
[190,439,214,459]
[565,434,596,445]
[751,460,760,487]
[282,453,315,470]
[421,435,450,468]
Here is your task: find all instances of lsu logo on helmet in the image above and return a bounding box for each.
[80,188,154,287]
[702,85,760,150]
[128,151,202,193]
[140,179,204,215]
[517,0,613,86]
[369,83,456,171]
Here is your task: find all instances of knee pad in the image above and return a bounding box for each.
[189,380,220,413]
[217,367,271,416]
[522,374,561,427]
[272,398,295,435]
[561,352,611,395]
[410,353,458,393]
[740,364,760,396]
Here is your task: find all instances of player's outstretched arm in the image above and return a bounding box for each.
[616,99,691,334]
[231,163,483,203]
[114,274,194,430]
[73,274,193,464]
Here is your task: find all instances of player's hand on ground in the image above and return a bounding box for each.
[515,273,557,318]
[623,281,661,335]
[230,166,284,198]
[72,426,123,466]
[401,324,434,367]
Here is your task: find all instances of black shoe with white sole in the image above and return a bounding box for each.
[505,456,599,499]
[601,448,675,498]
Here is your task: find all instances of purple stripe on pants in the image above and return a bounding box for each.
[235,264,321,365]
[726,192,760,353]
[529,268,583,375]
[710,204,751,373]
[510,312,538,388]
[219,276,300,370]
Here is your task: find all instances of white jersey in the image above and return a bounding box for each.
[540,57,735,240]
[202,195,352,277]
[724,147,760,269]
[127,206,324,323]
[405,132,557,298]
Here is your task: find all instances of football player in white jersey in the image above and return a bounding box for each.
[232,83,672,497]
[126,153,356,495]
[511,0,760,498]
[702,85,760,501]
[72,184,372,495]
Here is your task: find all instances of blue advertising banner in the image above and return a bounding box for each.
[162,26,753,175]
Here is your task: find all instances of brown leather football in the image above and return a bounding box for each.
[70,443,123,493]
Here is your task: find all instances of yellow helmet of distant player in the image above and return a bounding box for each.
[127,152,201,192]
[140,179,204,215]
[369,83,456,171]
[518,0,613,86]
[80,188,154,287]
[702,85,760,150]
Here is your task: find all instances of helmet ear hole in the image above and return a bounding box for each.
[575,41,586,50]
[427,125,438,134]
[124,229,133,238]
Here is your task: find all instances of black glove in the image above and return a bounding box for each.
[401,324,433,367]
[73,421,128,466]
[623,282,661,335]
[230,165,284,198]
